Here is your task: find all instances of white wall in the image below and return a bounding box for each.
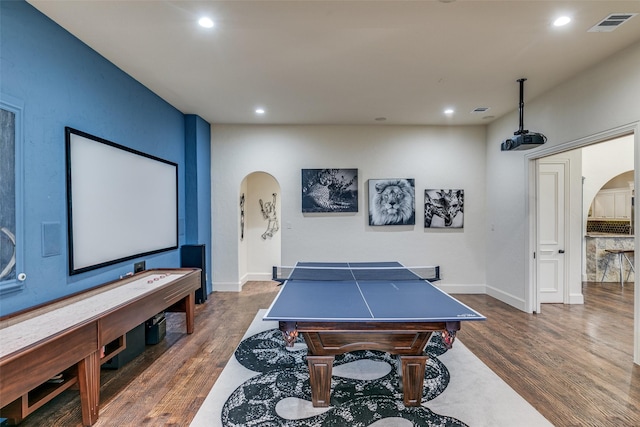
[486,40,640,362]
[486,41,640,303]
[211,39,640,363]
[211,125,487,293]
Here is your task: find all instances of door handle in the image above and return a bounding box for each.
[559,249,565,254]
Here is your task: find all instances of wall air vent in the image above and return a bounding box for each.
[588,13,637,32]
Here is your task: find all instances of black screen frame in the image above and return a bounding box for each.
[65,127,179,275]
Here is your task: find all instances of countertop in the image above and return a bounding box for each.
[585,233,634,237]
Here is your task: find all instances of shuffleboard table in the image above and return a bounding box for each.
[0,268,201,426]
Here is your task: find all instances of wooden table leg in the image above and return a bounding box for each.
[307,355,334,407]
[185,293,195,334]
[77,351,100,426]
[400,355,428,406]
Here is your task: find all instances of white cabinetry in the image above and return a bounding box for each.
[591,188,631,219]
[614,191,631,218]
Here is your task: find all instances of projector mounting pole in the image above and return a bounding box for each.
[515,78,528,136]
[500,77,546,151]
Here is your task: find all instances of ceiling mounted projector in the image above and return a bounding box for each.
[501,78,547,151]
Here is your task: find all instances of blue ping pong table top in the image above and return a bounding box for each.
[263,262,485,323]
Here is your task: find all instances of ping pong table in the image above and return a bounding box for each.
[263,261,485,407]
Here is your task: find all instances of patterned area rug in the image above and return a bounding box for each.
[190,310,553,427]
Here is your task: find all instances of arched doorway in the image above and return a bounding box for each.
[585,170,634,284]
[238,172,281,285]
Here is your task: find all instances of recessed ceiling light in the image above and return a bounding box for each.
[255,108,265,115]
[553,16,571,27]
[198,17,214,28]
[444,108,454,115]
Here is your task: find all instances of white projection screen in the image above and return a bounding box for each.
[66,127,178,275]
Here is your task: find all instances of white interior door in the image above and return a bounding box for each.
[537,160,567,304]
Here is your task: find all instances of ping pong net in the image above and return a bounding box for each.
[272,264,440,284]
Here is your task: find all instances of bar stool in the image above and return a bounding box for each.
[601,249,635,286]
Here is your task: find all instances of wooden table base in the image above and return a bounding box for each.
[307,355,334,407]
[400,355,428,406]
[307,353,429,407]
[280,321,461,408]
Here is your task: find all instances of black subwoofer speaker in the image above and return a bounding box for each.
[180,244,207,304]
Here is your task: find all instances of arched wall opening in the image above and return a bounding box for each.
[586,170,634,229]
[582,135,635,225]
[239,171,281,286]
[581,136,635,283]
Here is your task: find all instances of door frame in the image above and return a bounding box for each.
[524,121,640,364]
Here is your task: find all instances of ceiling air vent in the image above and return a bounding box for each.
[588,13,637,32]
[471,107,490,113]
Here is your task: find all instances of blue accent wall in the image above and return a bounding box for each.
[0,1,212,315]
[184,114,212,294]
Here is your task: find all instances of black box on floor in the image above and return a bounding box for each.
[102,322,145,369]
[146,313,166,345]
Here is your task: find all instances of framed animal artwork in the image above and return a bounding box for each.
[368,179,415,226]
[240,193,245,240]
[301,169,358,213]
[424,189,464,228]
[0,106,17,283]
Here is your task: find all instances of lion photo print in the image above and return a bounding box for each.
[368,178,415,226]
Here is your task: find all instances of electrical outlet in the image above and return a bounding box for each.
[134,261,146,273]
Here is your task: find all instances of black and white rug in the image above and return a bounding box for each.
[191,310,553,427]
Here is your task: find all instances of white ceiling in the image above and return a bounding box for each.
[27,1,640,126]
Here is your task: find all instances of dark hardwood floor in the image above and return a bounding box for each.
[13,281,639,427]
[456,283,639,427]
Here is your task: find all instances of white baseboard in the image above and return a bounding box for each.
[245,272,272,282]
[213,281,242,292]
[486,285,528,312]
[569,293,585,304]
[438,283,486,294]
[216,280,489,295]
[214,272,273,292]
